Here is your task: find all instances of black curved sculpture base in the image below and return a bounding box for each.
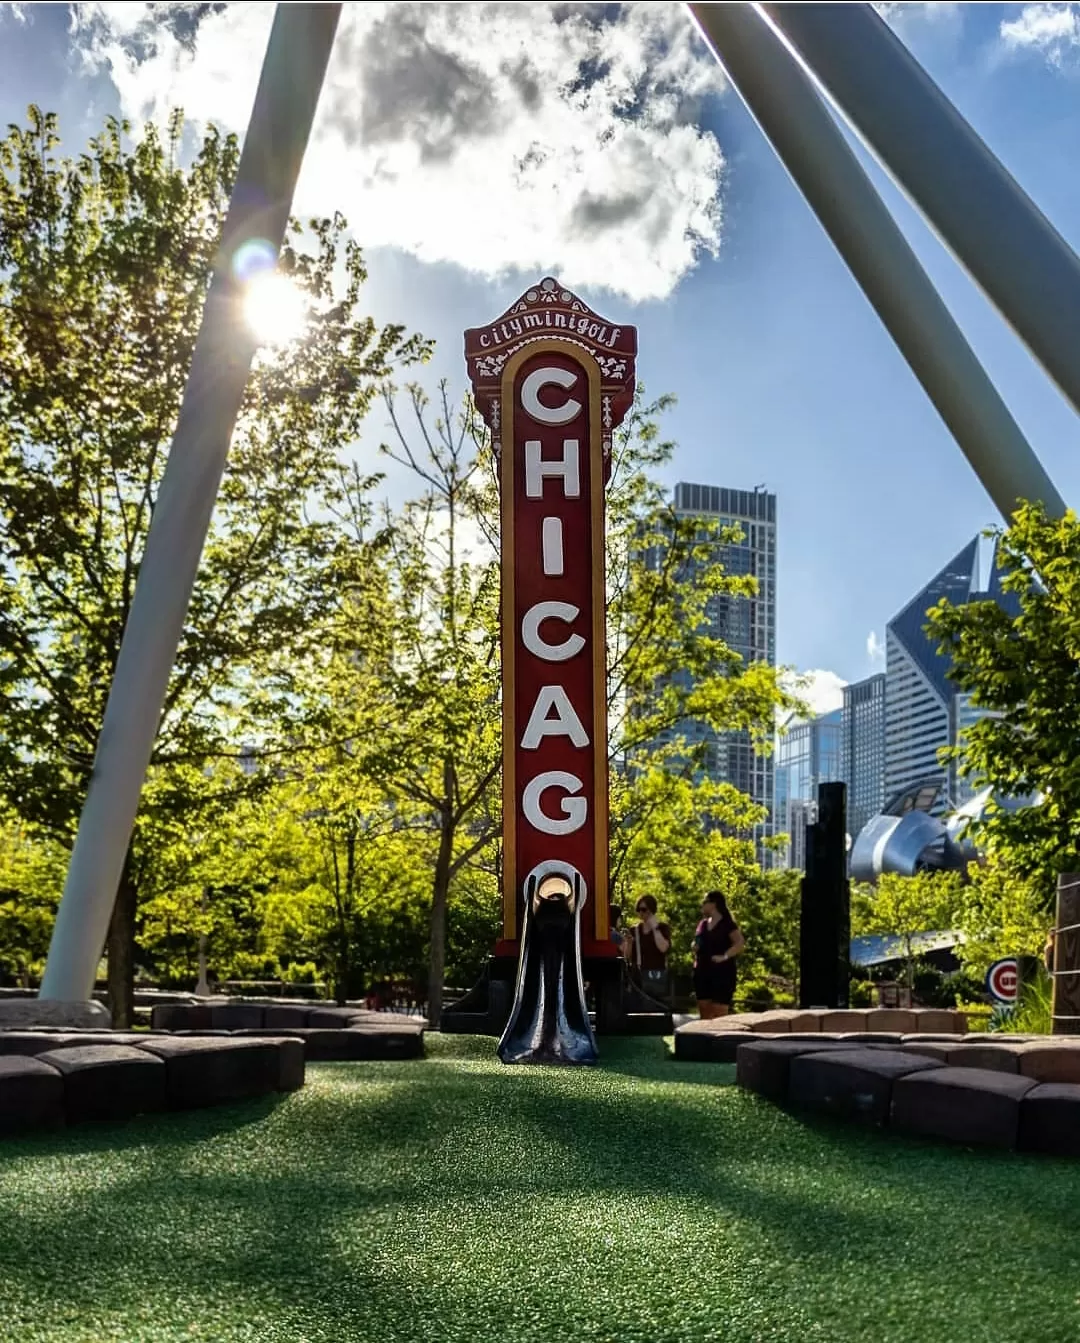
[497,872,598,1066]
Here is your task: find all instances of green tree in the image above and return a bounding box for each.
[610,768,764,974]
[953,853,1049,982]
[734,867,803,997]
[604,390,797,971]
[0,812,67,985]
[926,503,1080,892]
[0,108,427,1023]
[606,393,793,785]
[852,871,964,990]
[359,383,502,1028]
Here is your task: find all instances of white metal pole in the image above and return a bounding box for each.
[39,3,342,1003]
[686,3,1064,522]
[762,1,1080,423]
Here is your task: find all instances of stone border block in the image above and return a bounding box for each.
[134,1037,280,1109]
[262,1005,311,1030]
[948,1042,1022,1074]
[736,1038,862,1102]
[915,1009,966,1033]
[892,1067,1037,1148]
[1017,1042,1080,1084]
[674,1022,750,1063]
[0,1055,65,1132]
[818,1010,871,1033]
[866,1009,919,1033]
[1018,1083,1080,1157]
[789,1047,943,1126]
[276,1038,305,1091]
[37,1044,167,1123]
[150,1004,213,1032]
[210,1004,265,1031]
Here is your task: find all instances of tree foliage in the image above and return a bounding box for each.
[0,812,66,984]
[852,871,964,988]
[604,391,796,971]
[0,107,794,1016]
[952,854,1049,981]
[926,503,1080,892]
[733,868,802,995]
[355,382,502,1027]
[0,107,428,1020]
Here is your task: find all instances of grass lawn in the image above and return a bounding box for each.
[1,1035,1079,1342]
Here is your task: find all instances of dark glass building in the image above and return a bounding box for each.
[842,673,886,843]
[649,482,778,860]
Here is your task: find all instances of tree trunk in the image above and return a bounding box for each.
[107,854,137,1029]
[336,829,356,1006]
[428,800,454,1030]
[195,885,210,996]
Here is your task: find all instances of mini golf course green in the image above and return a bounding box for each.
[0,1035,1078,1343]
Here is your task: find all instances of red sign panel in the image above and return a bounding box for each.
[465,279,636,958]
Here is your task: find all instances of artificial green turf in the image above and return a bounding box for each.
[0,1035,1078,1342]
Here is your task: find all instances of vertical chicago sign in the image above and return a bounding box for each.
[465,279,637,966]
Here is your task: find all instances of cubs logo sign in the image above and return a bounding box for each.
[465,279,636,960]
[986,958,1019,1004]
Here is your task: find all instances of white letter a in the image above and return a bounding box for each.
[521,686,590,750]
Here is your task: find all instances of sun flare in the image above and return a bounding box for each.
[242,271,309,347]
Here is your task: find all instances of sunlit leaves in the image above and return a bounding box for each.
[927,502,1080,889]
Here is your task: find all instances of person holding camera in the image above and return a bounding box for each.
[630,895,672,1001]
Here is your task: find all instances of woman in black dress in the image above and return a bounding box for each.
[693,892,745,1019]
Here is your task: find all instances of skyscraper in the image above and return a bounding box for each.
[884,536,1015,812]
[774,708,843,869]
[841,672,886,842]
[667,482,778,857]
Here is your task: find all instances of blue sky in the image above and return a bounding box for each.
[2,1,1079,711]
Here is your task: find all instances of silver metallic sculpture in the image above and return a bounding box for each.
[849,780,1036,883]
[498,871,598,1065]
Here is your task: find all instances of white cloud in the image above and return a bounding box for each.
[873,2,961,23]
[0,3,27,21]
[780,668,847,718]
[867,630,886,665]
[1000,2,1080,65]
[800,669,848,716]
[68,2,727,302]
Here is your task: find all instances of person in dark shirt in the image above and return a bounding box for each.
[630,895,672,999]
[630,895,671,967]
[693,891,745,1019]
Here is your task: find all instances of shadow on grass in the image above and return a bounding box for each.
[0,1092,289,1164]
[1,1043,1079,1342]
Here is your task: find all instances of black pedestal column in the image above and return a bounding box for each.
[799,781,851,1009]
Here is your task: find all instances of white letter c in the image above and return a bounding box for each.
[521,366,581,426]
[522,601,585,663]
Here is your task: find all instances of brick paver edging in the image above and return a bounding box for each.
[0,1004,426,1138]
[727,1034,1080,1156]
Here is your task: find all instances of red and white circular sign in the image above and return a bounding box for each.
[986,958,1019,1003]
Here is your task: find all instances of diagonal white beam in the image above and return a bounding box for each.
[763,1,1080,424]
[687,2,1064,522]
[40,4,343,1003]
